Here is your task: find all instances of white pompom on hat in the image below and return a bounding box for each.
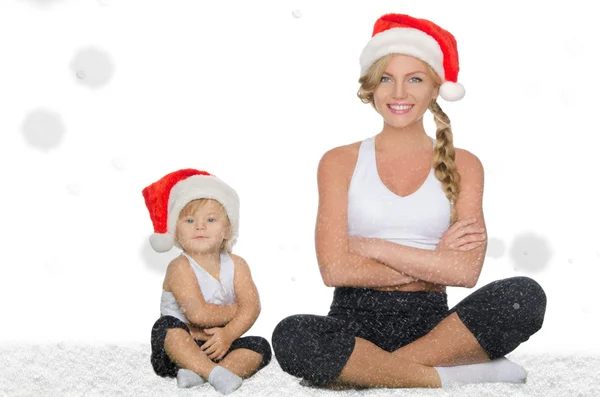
[359,13,465,101]
[142,168,240,253]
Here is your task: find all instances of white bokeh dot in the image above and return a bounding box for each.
[582,305,591,314]
[564,36,585,57]
[513,303,520,309]
[97,0,114,7]
[509,233,553,273]
[66,182,83,196]
[111,156,128,171]
[21,108,66,151]
[70,46,115,89]
[292,9,302,18]
[46,257,64,275]
[24,0,64,7]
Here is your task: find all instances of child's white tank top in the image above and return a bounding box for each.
[160,252,237,324]
[347,136,451,250]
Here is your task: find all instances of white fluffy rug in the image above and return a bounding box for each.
[2,343,598,396]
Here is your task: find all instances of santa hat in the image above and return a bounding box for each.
[359,13,465,101]
[142,168,240,253]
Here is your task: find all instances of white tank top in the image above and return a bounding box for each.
[347,136,451,250]
[160,252,237,324]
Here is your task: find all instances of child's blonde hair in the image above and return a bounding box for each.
[356,54,461,226]
[178,198,231,253]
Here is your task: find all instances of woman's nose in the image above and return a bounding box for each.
[393,82,407,99]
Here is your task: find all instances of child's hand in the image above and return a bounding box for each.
[188,325,210,341]
[201,327,234,361]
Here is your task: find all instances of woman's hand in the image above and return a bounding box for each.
[436,218,486,252]
[348,237,378,258]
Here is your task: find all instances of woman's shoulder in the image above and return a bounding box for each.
[454,147,484,173]
[320,140,363,162]
[454,148,481,167]
[318,140,364,180]
[317,141,363,187]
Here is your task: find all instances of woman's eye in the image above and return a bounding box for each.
[381,76,391,82]
[409,77,423,83]
[185,219,194,223]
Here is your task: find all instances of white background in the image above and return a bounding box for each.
[1,0,598,356]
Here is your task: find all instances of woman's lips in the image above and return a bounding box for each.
[387,104,413,114]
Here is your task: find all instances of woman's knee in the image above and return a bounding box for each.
[504,276,546,307]
[516,277,546,328]
[272,315,307,352]
[498,276,547,332]
[271,314,356,384]
[513,276,545,296]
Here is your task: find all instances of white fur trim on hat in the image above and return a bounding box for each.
[360,27,445,79]
[167,174,240,253]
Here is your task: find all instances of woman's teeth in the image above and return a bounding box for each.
[388,104,413,110]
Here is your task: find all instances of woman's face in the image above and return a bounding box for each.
[372,54,439,129]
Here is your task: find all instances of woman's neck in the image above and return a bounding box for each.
[377,123,432,153]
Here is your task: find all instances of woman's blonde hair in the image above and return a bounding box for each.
[178,198,231,252]
[357,54,461,226]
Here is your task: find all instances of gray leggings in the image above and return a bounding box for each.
[271,276,546,386]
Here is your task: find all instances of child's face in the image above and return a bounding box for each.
[175,199,231,254]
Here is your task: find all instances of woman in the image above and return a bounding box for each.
[271,13,546,389]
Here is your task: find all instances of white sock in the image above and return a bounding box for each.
[208,365,243,395]
[176,368,205,388]
[434,357,527,387]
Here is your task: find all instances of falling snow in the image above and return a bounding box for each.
[3,2,600,396]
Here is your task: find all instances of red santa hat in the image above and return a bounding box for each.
[359,13,465,101]
[142,168,240,253]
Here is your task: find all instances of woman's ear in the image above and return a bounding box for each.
[432,85,440,100]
